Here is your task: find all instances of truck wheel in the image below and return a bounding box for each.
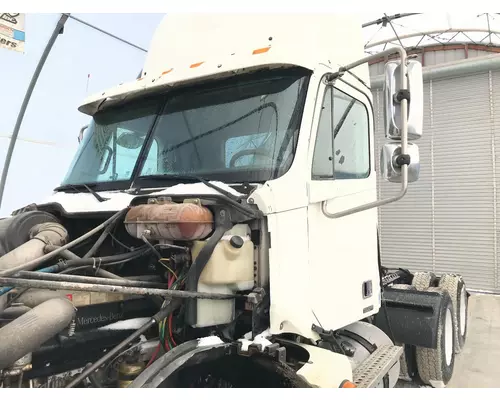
[415,288,455,388]
[412,271,436,291]
[396,343,411,382]
[438,274,468,353]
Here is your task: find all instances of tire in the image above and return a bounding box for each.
[438,274,468,353]
[412,271,437,291]
[415,287,455,388]
[396,343,411,382]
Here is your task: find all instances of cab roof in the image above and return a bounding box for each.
[78,13,367,116]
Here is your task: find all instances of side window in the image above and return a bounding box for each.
[312,89,334,178]
[312,86,370,180]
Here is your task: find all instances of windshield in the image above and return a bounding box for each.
[61,68,310,189]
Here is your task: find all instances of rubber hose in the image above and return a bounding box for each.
[66,299,182,388]
[56,262,124,280]
[45,247,124,279]
[0,297,75,369]
[84,224,114,259]
[56,246,149,269]
[0,305,32,320]
[65,320,156,388]
[0,208,128,277]
[60,265,125,278]
[51,248,81,261]
[84,208,128,259]
[0,222,68,273]
[94,269,123,280]
[0,287,70,320]
[1,265,66,299]
[58,250,123,280]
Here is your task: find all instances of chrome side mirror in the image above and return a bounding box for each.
[384,59,423,141]
[318,47,421,219]
[381,142,420,183]
[382,58,424,184]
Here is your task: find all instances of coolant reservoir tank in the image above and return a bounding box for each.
[190,224,255,328]
[192,224,254,290]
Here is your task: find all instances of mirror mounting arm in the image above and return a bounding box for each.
[78,125,89,144]
[395,89,411,104]
[325,71,345,84]
[322,46,410,220]
[395,154,411,167]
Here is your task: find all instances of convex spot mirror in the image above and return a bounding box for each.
[380,143,420,183]
[116,130,145,150]
[384,59,423,141]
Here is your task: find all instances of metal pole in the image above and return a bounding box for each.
[0,276,245,300]
[362,13,421,28]
[14,270,170,289]
[0,13,69,210]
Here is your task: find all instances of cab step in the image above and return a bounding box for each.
[352,344,403,388]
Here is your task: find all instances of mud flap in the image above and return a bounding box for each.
[373,287,446,349]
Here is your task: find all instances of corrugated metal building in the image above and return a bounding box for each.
[369,44,500,293]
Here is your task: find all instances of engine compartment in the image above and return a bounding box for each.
[0,190,418,389]
[0,193,271,388]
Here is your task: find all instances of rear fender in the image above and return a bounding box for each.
[295,342,353,388]
[373,287,447,349]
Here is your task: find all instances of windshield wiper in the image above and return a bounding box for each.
[137,174,242,201]
[137,174,260,218]
[53,183,109,203]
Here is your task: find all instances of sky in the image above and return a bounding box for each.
[1,12,499,216]
[0,13,165,216]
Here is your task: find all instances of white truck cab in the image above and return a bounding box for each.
[0,14,467,389]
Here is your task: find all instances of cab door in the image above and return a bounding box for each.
[306,77,380,331]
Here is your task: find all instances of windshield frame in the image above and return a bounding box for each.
[59,66,312,193]
[58,92,164,193]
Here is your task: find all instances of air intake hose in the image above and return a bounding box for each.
[0,296,75,370]
[0,222,68,273]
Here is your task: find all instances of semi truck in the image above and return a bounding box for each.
[0,13,468,388]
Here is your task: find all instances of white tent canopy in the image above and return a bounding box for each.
[361,13,500,54]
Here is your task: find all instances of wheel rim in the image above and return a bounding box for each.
[444,307,453,366]
[460,287,467,334]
